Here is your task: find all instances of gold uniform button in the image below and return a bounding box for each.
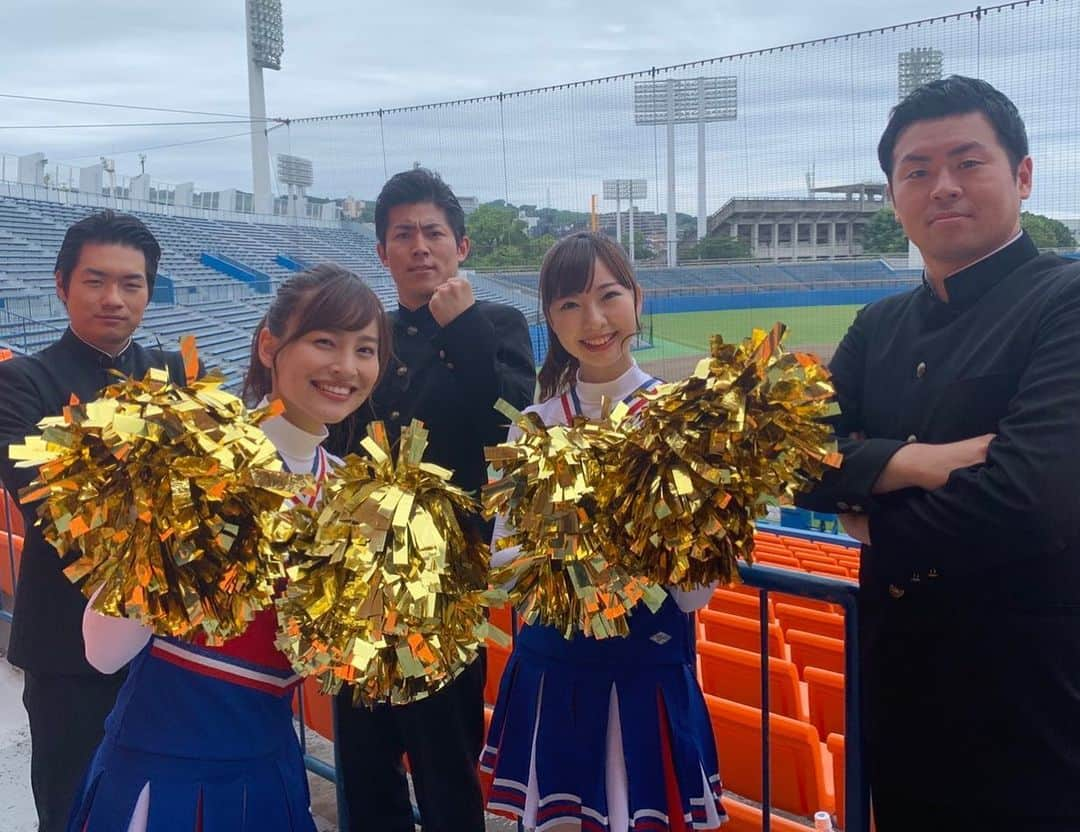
[446,362,455,370]
[837,501,850,511]
[389,410,401,421]
[396,365,408,377]
[906,434,918,443]
[888,584,906,599]
[851,504,864,513]
[438,349,446,360]
[406,326,419,336]
[915,361,927,379]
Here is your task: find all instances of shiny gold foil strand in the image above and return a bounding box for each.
[9,354,306,644]
[604,323,840,589]
[483,401,668,640]
[274,419,505,707]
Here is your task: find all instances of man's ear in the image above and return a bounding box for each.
[1016,156,1033,200]
[376,242,389,268]
[55,271,67,305]
[456,234,470,264]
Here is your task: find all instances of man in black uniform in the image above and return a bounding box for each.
[0,210,190,832]
[331,168,535,832]
[799,76,1080,830]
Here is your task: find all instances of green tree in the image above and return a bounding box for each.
[466,203,530,266]
[633,231,655,261]
[685,234,751,261]
[862,208,908,254]
[1021,211,1077,249]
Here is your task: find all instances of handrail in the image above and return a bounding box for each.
[740,521,868,832]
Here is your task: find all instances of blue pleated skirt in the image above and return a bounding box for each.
[482,598,726,831]
[66,638,316,832]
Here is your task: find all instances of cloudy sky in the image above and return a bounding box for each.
[2,0,1078,215]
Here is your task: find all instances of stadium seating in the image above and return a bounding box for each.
[699,608,787,657]
[806,666,846,739]
[698,641,807,722]
[827,733,846,830]
[0,533,21,598]
[490,258,921,295]
[706,694,834,818]
[708,587,774,620]
[0,195,536,386]
[787,629,846,677]
[775,602,845,641]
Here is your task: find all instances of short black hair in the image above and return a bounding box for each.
[373,168,466,246]
[878,75,1029,180]
[54,210,162,293]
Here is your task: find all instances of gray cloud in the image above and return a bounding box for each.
[2,0,1078,217]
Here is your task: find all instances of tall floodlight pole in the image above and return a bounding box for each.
[604,179,647,263]
[245,0,283,215]
[276,154,314,225]
[635,76,737,265]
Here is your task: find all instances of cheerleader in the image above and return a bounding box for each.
[67,264,391,832]
[482,232,726,832]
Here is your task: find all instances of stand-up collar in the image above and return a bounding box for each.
[926,232,1039,311]
[58,327,136,371]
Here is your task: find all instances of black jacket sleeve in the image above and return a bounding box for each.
[0,359,48,496]
[867,277,1080,586]
[796,303,905,513]
[432,302,536,443]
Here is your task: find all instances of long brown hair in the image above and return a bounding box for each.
[242,263,392,409]
[536,232,642,401]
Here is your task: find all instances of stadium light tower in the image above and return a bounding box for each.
[635,75,737,266]
[245,0,283,215]
[603,179,647,263]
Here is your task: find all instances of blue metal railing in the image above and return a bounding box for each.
[739,521,869,831]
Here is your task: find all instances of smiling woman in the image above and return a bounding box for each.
[242,263,391,439]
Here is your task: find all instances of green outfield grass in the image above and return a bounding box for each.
[634,305,862,362]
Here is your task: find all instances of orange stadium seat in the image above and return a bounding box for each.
[698,641,807,722]
[753,552,801,569]
[2,491,24,536]
[807,563,853,580]
[774,593,837,615]
[708,588,774,621]
[805,666,845,739]
[488,602,514,639]
[0,533,22,597]
[707,694,834,818]
[787,630,845,677]
[485,642,512,706]
[827,733,846,830]
[699,609,786,657]
[774,603,845,641]
[298,676,334,741]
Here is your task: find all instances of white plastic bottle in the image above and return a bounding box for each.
[814,811,835,831]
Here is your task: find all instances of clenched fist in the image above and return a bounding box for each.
[429,276,475,327]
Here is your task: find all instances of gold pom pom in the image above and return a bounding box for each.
[483,401,668,640]
[10,340,306,643]
[605,323,841,588]
[275,420,504,706]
